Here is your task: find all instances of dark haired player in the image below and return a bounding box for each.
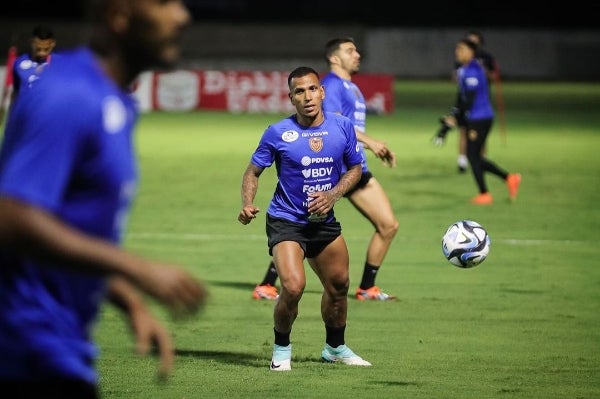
[12,25,58,99]
[437,29,502,173]
[239,66,371,371]
[443,38,520,205]
[253,37,398,302]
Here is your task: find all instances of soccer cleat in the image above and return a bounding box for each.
[470,192,493,205]
[321,344,372,366]
[355,286,396,301]
[457,156,468,173]
[252,284,279,300]
[506,173,522,201]
[270,344,291,371]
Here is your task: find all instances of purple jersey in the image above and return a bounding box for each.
[0,47,138,384]
[457,59,494,121]
[251,111,362,224]
[321,72,368,173]
[11,52,59,95]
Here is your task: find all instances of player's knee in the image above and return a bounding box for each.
[329,277,349,297]
[379,218,399,240]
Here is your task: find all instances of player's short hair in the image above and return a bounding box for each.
[287,66,320,88]
[324,37,355,64]
[466,29,484,46]
[32,25,54,40]
[459,38,478,53]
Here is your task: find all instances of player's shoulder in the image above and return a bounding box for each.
[321,72,343,86]
[324,111,353,130]
[14,53,33,70]
[264,114,296,134]
[42,48,114,98]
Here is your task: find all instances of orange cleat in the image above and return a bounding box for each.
[252,284,279,300]
[506,173,522,201]
[471,192,493,205]
[355,286,396,301]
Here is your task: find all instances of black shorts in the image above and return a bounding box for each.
[266,214,341,258]
[344,171,373,197]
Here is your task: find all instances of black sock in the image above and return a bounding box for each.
[260,261,279,286]
[325,325,346,348]
[359,263,379,290]
[274,328,290,347]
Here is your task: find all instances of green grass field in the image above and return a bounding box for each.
[95,80,600,398]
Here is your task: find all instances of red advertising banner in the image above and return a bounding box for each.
[150,70,394,114]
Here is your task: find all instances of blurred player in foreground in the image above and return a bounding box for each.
[253,37,398,302]
[442,38,520,205]
[239,66,372,371]
[0,1,207,397]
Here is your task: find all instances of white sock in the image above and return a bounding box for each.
[457,155,468,168]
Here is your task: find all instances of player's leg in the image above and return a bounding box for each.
[457,126,469,173]
[272,241,305,332]
[467,124,492,205]
[347,177,398,300]
[309,236,371,366]
[269,240,305,371]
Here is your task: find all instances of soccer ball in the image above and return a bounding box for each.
[441,220,490,268]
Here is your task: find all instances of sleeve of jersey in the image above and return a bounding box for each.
[250,125,276,168]
[341,118,362,167]
[322,80,342,113]
[0,84,92,212]
[463,69,480,111]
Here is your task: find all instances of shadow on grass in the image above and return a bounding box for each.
[175,348,324,368]
[208,280,403,300]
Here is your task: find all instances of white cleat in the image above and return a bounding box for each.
[321,344,372,366]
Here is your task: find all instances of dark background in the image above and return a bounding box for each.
[1,0,599,29]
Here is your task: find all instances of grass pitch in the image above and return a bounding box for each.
[95,80,600,399]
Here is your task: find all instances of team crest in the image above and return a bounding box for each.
[468,129,478,141]
[309,137,323,153]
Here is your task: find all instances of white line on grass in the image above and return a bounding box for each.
[126,232,589,245]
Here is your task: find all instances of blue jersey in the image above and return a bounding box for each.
[0,47,138,384]
[251,112,362,224]
[12,52,59,95]
[457,59,494,122]
[321,72,369,173]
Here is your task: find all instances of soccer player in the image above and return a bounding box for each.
[442,38,521,205]
[253,37,399,302]
[439,29,502,173]
[238,66,372,371]
[11,25,58,101]
[0,1,207,397]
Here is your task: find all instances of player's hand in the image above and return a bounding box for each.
[366,139,396,168]
[307,192,336,216]
[238,205,260,225]
[126,261,207,321]
[128,302,175,380]
[432,133,446,147]
[380,148,397,167]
